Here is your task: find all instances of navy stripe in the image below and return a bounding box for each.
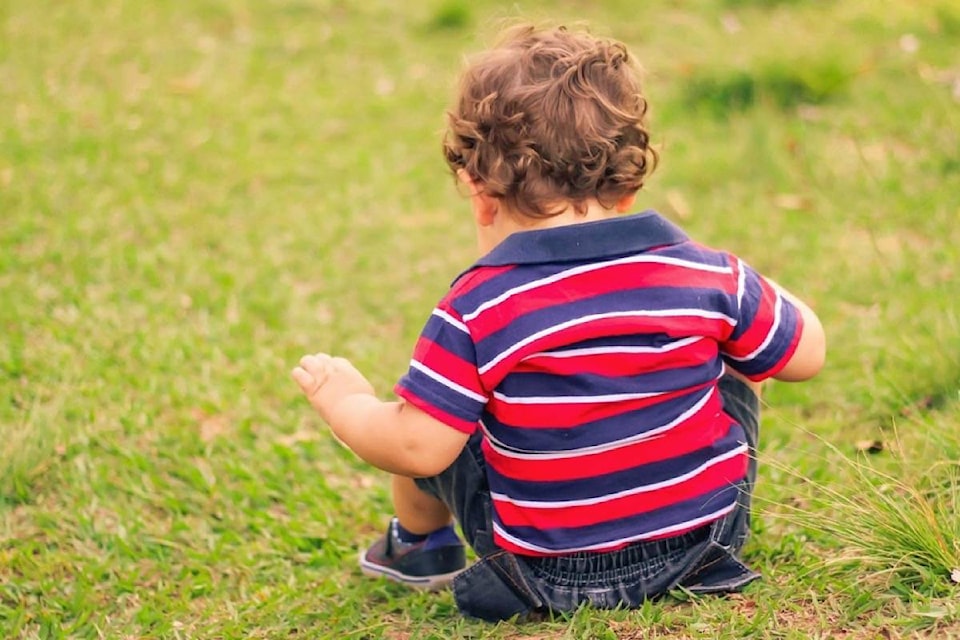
[545,332,687,352]
[495,360,723,399]
[481,387,715,451]
[488,425,746,503]
[663,242,734,270]
[728,265,764,341]
[419,314,475,363]
[496,484,740,551]
[396,369,484,424]
[724,302,800,377]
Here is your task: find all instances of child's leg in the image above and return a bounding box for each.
[360,475,467,589]
[673,369,764,595]
[714,368,762,554]
[721,368,761,487]
[359,434,486,590]
[359,475,465,590]
[726,369,761,394]
[392,474,454,535]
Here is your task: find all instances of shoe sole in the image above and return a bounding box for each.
[358,551,465,591]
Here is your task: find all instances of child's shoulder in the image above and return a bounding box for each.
[653,236,740,270]
[434,263,516,319]
[449,263,514,296]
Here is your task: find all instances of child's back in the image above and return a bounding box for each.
[402,218,799,557]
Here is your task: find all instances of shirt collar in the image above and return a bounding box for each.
[470,210,688,269]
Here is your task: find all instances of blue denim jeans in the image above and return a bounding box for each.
[415,374,761,622]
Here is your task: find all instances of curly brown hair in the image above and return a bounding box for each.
[443,24,658,219]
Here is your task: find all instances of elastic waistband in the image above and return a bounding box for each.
[523,525,711,587]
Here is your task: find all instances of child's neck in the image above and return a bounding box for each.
[477,200,623,255]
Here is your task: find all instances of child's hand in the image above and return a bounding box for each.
[292,353,376,426]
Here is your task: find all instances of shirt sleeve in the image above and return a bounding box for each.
[394,301,487,434]
[721,257,805,381]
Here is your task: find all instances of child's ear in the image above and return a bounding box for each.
[458,170,498,226]
[614,191,638,213]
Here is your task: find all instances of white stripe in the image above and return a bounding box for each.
[726,292,783,363]
[408,360,486,404]
[482,387,715,459]
[491,389,662,405]
[432,308,469,334]
[522,336,704,361]
[479,309,736,375]
[462,255,733,322]
[490,443,748,509]
[736,258,746,309]
[492,502,738,555]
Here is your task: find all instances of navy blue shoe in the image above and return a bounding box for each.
[359,517,466,590]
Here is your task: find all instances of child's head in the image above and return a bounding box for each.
[443,24,657,219]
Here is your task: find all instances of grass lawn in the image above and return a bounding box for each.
[2,0,959,637]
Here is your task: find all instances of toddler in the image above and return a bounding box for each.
[292,23,825,621]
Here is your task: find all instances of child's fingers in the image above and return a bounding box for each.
[293,353,332,392]
[291,366,316,391]
[299,353,331,374]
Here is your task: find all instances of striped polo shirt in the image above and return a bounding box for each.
[395,211,803,557]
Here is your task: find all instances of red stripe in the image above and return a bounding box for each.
[485,381,711,429]
[723,279,779,359]
[492,453,747,529]
[448,264,515,299]
[483,395,727,481]
[514,338,718,376]
[411,337,485,397]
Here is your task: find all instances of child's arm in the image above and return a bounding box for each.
[721,260,826,383]
[292,353,470,477]
[766,279,826,382]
